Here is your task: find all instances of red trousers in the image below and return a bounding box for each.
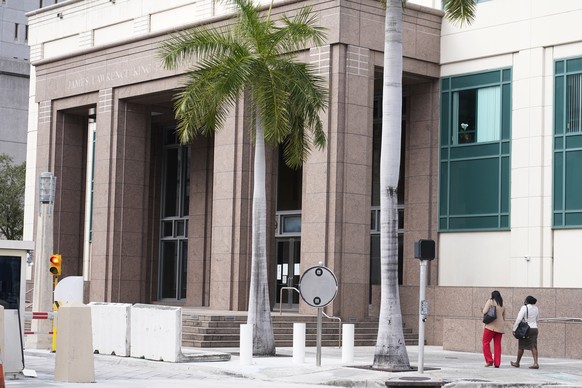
[482,328,503,366]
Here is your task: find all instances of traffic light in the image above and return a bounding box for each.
[49,254,62,276]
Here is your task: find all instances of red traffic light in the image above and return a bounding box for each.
[49,254,62,276]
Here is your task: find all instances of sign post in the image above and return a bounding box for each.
[298,264,337,366]
[414,239,435,374]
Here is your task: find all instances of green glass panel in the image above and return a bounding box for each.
[555,75,564,135]
[553,152,563,211]
[502,69,511,83]
[565,150,582,210]
[451,70,501,90]
[555,60,564,75]
[449,158,499,215]
[443,78,451,91]
[449,216,498,230]
[439,162,449,214]
[501,142,510,154]
[439,218,448,230]
[566,135,582,149]
[566,57,582,73]
[502,84,511,140]
[555,136,564,150]
[565,213,582,226]
[501,156,510,213]
[500,215,509,228]
[450,143,499,159]
[441,147,449,159]
[554,212,563,226]
[441,92,450,146]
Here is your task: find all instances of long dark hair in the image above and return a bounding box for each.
[491,290,503,307]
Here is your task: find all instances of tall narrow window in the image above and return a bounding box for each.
[14,23,19,41]
[25,25,29,42]
[554,57,582,227]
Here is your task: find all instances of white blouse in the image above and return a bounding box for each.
[513,304,539,330]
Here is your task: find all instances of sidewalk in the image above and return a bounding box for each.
[6,345,582,387]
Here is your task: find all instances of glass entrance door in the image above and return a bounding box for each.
[276,238,300,309]
[159,129,190,300]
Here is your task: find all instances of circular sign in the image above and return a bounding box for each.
[299,266,338,308]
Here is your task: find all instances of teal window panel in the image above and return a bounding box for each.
[502,69,511,82]
[441,94,450,146]
[449,158,499,215]
[500,215,509,228]
[556,61,565,75]
[450,143,499,159]
[566,134,582,149]
[555,136,564,150]
[554,151,563,211]
[441,147,449,159]
[555,75,564,135]
[439,161,449,214]
[449,216,499,230]
[566,213,582,225]
[566,57,582,73]
[565,150,582,210]
[501,142,510,154]
[501,156,510,213]
[554,212,563,226]
[451,71,501,90]
[439,218,448,229]
[502,84,511,139]
[442,78,451,91]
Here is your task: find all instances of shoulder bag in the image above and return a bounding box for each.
[513,306,530,339]
[483,302,497,324]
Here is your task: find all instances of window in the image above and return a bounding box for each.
[554,57,582,227]
[14,23,19,41]
[439,68,511,231]
[25,25,28,42]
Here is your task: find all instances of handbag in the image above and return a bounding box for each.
[513,306,530,339]
[483,304,497,324]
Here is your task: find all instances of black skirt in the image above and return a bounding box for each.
[518,328,538,350]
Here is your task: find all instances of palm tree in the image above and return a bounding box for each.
[160,0,327,356]
[373,0,476,370]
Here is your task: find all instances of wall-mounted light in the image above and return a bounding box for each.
[56,12,63,19]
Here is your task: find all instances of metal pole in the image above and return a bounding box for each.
[316,307,322,366]
[418,259,427,373]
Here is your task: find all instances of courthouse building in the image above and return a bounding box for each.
[23,0,582,357]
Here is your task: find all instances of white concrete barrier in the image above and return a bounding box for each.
[89,302,131,357]
[54,303,95,383]
[130,304,182,362]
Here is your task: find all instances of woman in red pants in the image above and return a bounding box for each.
[482,290,506,368]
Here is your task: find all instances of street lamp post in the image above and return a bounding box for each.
[27,172,57,349]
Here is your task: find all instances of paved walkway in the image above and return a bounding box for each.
[4,346,582,387]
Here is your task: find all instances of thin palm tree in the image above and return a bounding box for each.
[160,0,327,356]
[373,0,476,370]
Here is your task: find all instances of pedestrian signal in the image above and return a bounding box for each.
[49,254,62,276]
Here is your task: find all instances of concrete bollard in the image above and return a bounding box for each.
[239,324,253,366]
[292,322,306,364]
[341,324,354,364]
[54,303,95,383]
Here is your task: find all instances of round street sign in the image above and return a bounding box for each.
[299,266,338,308]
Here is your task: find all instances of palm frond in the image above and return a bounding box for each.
[442,0,476,26]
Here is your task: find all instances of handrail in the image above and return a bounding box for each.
[278,286,300,315]
[322,310,342,348]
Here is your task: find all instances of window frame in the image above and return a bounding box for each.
[439,68,512,232]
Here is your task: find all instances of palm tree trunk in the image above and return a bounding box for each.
[247,114,276,356]
[373,0,410,370]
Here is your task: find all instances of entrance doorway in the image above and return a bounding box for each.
[159,129,190,300]
[276,237,301,309]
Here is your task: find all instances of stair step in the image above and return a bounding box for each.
[180,312,418,349]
